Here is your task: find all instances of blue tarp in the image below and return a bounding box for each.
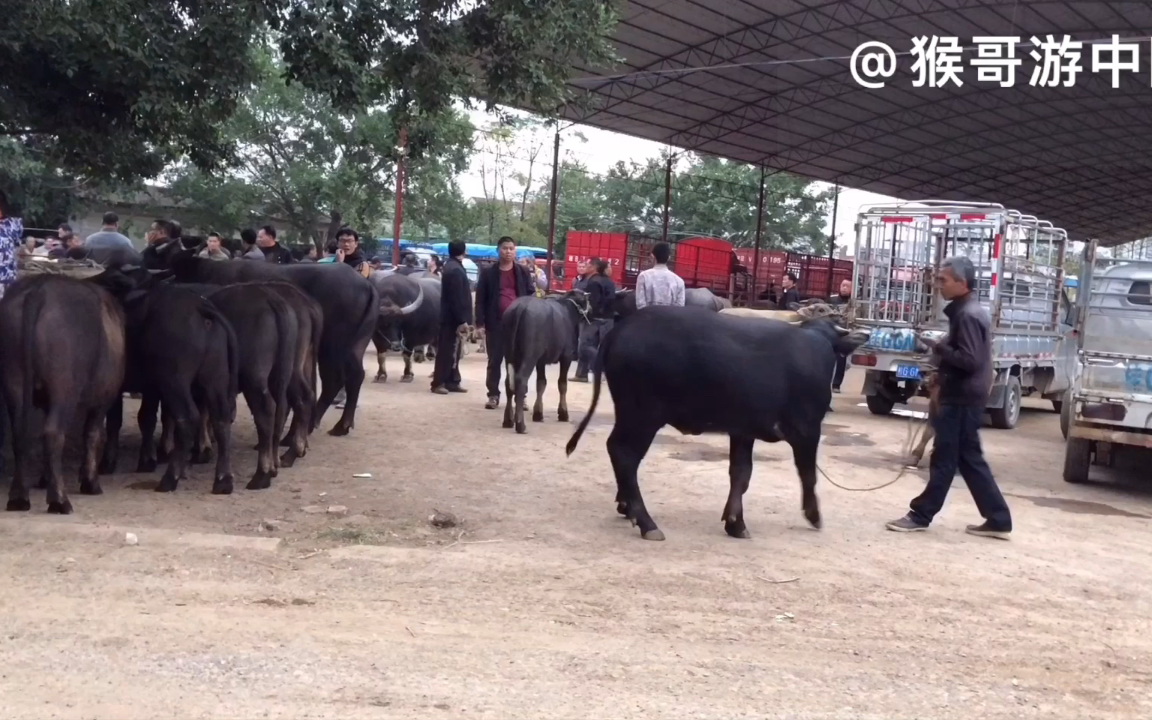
[428,242,536,261]
[1065,277,1078,288]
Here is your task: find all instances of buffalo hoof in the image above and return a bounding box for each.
[558,410,569,423]
[279,450,297,469]
[246,473,272,491]
[373,375,387,383]
[6,498,31,512]
[616,501,629,517]
[79,480,103,496]
[725,523,751,539]
[212,474,235,495]
[804,506,822,529]
[328,424,350,437]
[515,421,526,434]
[400,374,414,383]
[531,411,544,423]
[98,459,117,475]
[192,448,213,465]
[137,457,158,474]
[502,418,513,429]
[641,529,666,542]
[155,478,179,493]
[47,499,74,515]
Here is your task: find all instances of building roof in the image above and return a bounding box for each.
[556,0,1152,245]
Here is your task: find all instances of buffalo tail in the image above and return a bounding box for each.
[21,283,45,447]
[564,323,611,457]
[199,302,239,419]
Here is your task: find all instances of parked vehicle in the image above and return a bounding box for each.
[1062,240,1152,482]
[849,201,1074,430]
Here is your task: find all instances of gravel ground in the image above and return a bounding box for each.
[1,352,1151,719]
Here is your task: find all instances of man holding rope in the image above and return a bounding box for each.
[431,240,473,395]
[885,256,1013,540]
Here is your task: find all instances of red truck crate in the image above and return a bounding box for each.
[563,231,629,288]
[674,237,735,295]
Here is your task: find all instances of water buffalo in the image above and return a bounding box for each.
[565,304,869,541]
[368,272,437,383]
[0,275,127,513]
[611,287,730,318]
[500,290,590,433]
[107,282,239,494]
[165,250,378,437]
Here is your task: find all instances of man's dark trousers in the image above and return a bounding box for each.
[909,404,1012,529]
[431,325,461,389]
[485,324,505,399]
[832,352,847,389]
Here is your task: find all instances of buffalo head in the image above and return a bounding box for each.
[378,282,424,319]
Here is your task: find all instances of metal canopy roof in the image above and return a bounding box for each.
[558,0,1152,245]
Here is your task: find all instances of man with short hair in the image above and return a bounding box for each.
[779,271,800,309]
[635,241,685,309]
[199,232,232,261]
[334,227,371,277]
[829,278,853,392]
[256,225,293,264]
[432,240,473,395]
[474,236,535,408]
[886,256,1012,539]
[575,258,616,382]
[85,211,135,251]
[237,228,263,260]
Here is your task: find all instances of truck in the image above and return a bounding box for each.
[1062,240,1152,483]
[849,200,1076,430]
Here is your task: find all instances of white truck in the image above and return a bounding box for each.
[1062,240,1152,482]
[849,201,1076,430]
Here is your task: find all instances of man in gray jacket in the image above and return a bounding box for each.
[886,256,1012,539]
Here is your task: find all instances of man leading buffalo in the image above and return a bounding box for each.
[475,236,535,408]
[431,240,473,395]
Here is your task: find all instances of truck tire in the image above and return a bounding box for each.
[1059,391,1072,440]
[1063,438,1092,484]
[866,394,895,416]
[1051,399,1063,415]
[989,376,1022,429]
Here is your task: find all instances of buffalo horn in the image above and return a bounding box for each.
[397,284,424,316]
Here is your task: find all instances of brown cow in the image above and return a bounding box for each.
[0,275,126,513]
[906,370,940,468]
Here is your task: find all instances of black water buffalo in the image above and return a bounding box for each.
[165,250,377,436]
[611,287,730,319]
[500,290,590,433]
[565,305,869,541]
[106,282,239,494]
[368,272,437,382]
[0,276,127,513]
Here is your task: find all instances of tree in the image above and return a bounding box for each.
[0,1,619,183]
[169,53,477,250]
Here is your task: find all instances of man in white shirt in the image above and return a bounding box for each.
[635,241,685,309]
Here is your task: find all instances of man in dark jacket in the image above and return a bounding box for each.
[575,258,616,381]
[779,271,801,308]
[886,256,1012,539]
[829,278,853,392]
[432,240,473,394]
[256,225,293,264]
[334,227,371,277]
[475,236,534,408]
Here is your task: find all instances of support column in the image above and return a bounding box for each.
[752,166,766,303]
[544,126,561,291]
[661,154,672,243]
[826,182,840,297]
[391,127,407,266]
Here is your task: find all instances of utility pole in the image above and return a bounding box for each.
[391,127,408,266]
[544,126,561,290]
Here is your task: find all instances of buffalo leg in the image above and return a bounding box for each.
[328,356,364,436]
[512,362,529,434]
[502,361,515,429]
[157,392,195,493]
[607,421,661,540]
[206,387,235,495]
[157,403,174,464]
[531,362,547,423]
[99,396,123,475]
[789,436,822,529]
[6,397,31,512]
[908,421,935,468]
[78,408,108,496]
[372,332,388,383]
[136,392,160,473]
[557,359,570,422]
[191,398,213,465]
[401,351,414,382]
[280,376,310,469]
[244,387,276,490]
[42,402,75,514]
[311,356,342,432]
[722,435,755,538]
[412,346,426,363]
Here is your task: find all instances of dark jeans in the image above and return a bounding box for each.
[485,325,505,399]
[577,318,614,378]
[909,404,1012,530]
[431,324,461,389]
[832,352,847,389]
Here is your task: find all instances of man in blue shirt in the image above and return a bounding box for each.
[84,212,135,252]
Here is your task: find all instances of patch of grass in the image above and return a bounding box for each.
[317,526,386,546]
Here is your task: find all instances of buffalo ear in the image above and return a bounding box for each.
[787,302,801,311]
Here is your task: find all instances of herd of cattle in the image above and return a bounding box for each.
[0,243,872,541]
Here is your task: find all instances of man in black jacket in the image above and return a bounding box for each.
[779,271,800,309]
[575,258,616,381]
[256,225,294,265]
[334,226,372,277]
[431,240,473,394]
[475,236,534,408]
[829,278,853,392]
[886,256,1012,539]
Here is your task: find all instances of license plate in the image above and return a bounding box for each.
[896,364,921,380]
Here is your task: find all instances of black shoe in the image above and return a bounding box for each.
[431,386,449,395]
[485,396,500,409]
[572,376,589,383]
[446,385,467,393]
[885,514,928,533]
[832,386,841,394]
[965,522,1011,540]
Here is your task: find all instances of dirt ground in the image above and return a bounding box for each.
[2,351,1151,719]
